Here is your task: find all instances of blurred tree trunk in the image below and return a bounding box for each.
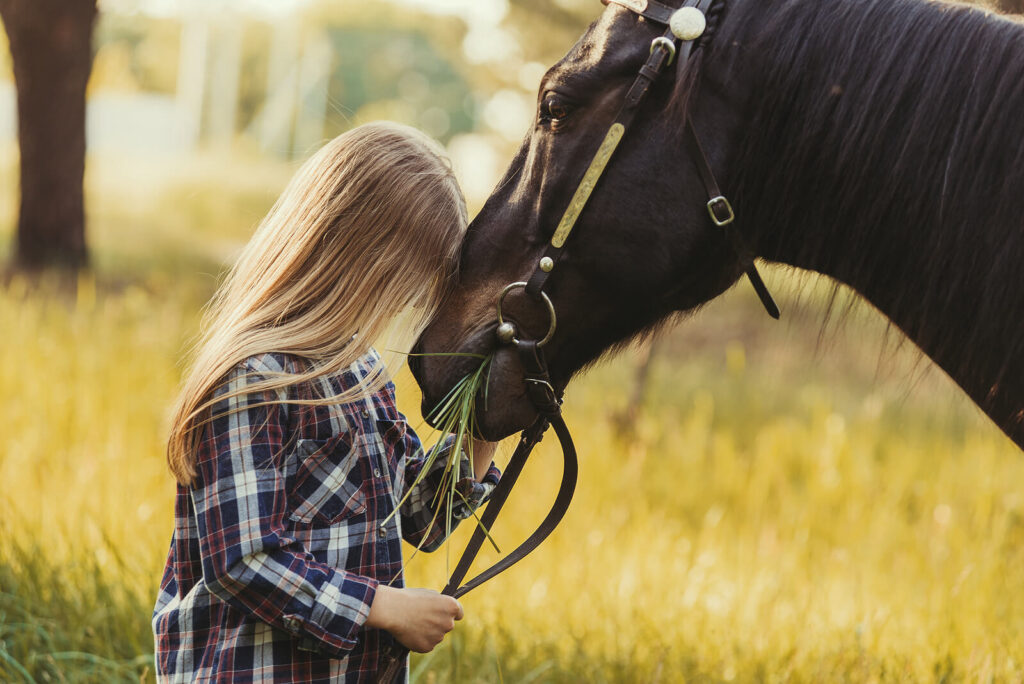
[0,0,97,270]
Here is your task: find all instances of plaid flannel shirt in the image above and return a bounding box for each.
[153,351,500,683]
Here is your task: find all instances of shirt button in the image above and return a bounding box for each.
[374,468,382,477]
[361,409,370,418]
[378,526,387,539]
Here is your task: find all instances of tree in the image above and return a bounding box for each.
[0,0,97,270]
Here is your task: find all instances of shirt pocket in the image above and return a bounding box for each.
[288,433,367,525]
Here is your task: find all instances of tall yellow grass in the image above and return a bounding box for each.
[1,154,1022,681]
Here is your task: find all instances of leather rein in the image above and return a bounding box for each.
[379,1,778,679]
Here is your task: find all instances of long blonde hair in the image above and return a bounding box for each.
[167,122,467,485]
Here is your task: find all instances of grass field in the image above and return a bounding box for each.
[2,151,1023,682]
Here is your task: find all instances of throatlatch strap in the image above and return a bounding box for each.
[685,120,780,319]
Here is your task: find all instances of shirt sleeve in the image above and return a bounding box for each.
[191,358,376,657]
[399,428,501,552]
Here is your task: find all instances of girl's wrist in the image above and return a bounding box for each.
[367,584,399,631]
[470,439,497,482]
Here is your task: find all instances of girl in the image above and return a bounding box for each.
[153,122,499,683]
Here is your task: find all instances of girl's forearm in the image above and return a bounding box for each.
[470,439,497,481]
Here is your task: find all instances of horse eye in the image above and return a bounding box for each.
[541,94,571,122]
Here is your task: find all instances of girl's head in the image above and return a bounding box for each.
[168,122,467,484]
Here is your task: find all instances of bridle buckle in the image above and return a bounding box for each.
[706,195,735,226]
[649,36,677,67]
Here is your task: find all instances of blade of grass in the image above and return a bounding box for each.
[403,351,489,360]
[382,353,497,572]
[409,354,495,575]
[0,643,35,684]
[455,488,501,554]
[380,374,474,527]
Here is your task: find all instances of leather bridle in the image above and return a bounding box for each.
[378,1,777,679]
[504,0,779,339]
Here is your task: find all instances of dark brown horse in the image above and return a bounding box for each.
[411,0,1024,448]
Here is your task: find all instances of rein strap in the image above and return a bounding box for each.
[376,412,578,684]
[377,342,575,684]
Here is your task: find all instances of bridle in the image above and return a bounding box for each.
[499,0,779,358]
[489,0,779,430]
[378,1,777,679]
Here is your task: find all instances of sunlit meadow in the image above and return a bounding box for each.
[2,151,1023,682]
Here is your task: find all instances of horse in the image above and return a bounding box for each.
[410,0,1024,450]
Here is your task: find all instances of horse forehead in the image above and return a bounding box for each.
[589,6,626,54]
[555,6,637,77]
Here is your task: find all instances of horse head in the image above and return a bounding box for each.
[415,0,1024,447]
[412,0,757,439]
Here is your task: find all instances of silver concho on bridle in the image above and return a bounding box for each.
[670,6,707,41]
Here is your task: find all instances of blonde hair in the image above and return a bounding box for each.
[167,122,467,485]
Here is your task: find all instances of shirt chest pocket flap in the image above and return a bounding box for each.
[288,433,367,524]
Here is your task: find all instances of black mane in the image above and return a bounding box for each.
[718,0,1024,425]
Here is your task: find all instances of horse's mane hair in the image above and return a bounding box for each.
[707,0,1024,389]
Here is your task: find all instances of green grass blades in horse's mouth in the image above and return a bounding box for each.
[385,353,498,572]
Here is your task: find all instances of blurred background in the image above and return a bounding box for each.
[2,0,1023,681]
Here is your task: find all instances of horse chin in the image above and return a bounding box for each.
[473,346,541,440]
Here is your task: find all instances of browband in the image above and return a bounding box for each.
[601,0,680,24]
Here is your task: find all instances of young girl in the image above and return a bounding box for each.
[153,122,499,682]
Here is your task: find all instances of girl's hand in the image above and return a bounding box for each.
[367,585,464,653]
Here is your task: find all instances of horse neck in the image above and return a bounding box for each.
[716,0,1024,446]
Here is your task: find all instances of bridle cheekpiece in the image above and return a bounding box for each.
[499,0,779,388]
